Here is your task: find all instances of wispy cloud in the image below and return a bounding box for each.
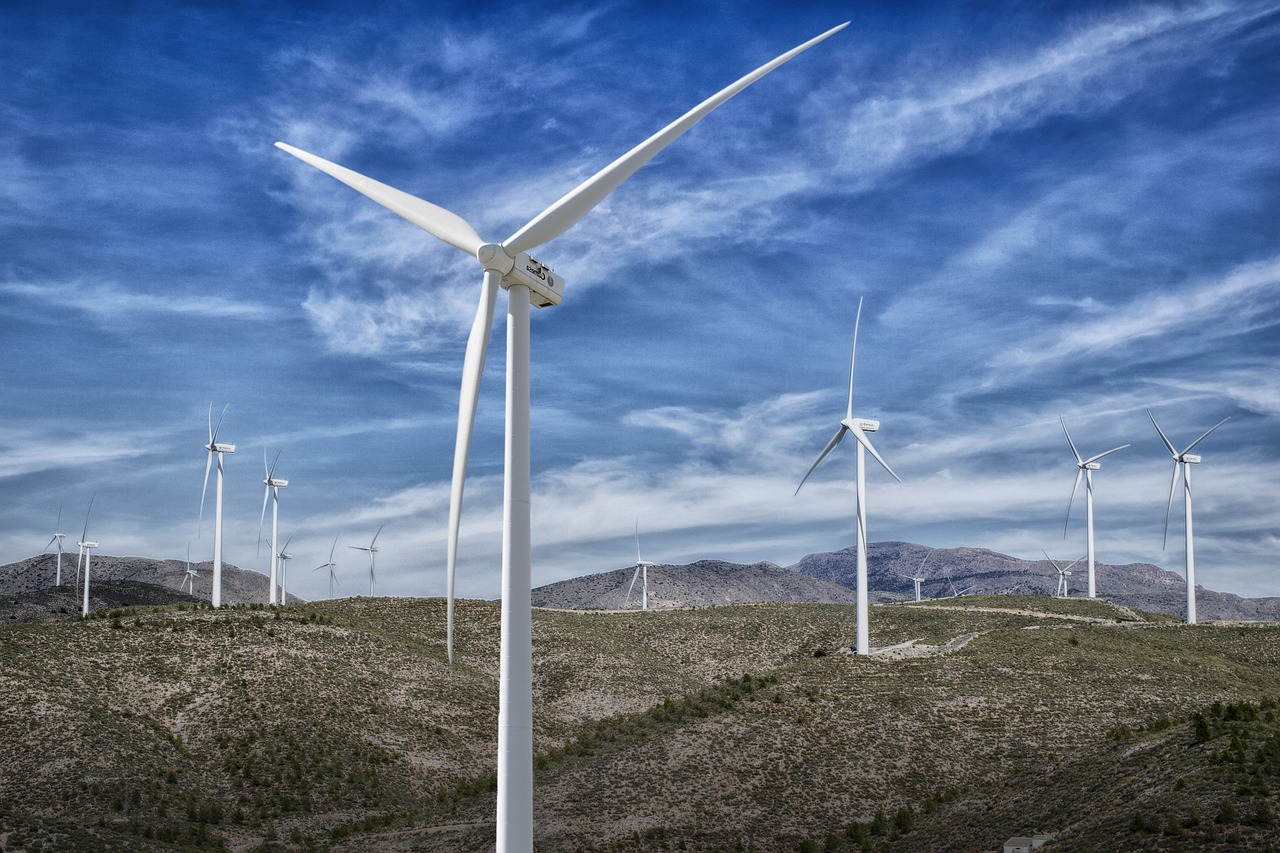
[0,279,275,322]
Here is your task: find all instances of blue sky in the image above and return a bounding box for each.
[2,0,1277,602]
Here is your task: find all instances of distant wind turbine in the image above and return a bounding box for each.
[258,449,289,605]
[276,23,848,852]
[1148,409,1229,625]
[182,544,199,595]
[623,523,657,610]
[198,404,235,609]
[313,536,340,599]
[278,529,297,603]
[1060,417,1128,599]
[899,548,933,602]
[77,494,99,618]
[349,526,383,596]
[796,297,900,656]
[1043,550,1083,598]
[43,503,66,587]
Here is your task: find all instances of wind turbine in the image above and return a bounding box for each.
[623,523,657,610]
[1060,417,1128,599]
[182,544,199,595]
[313,535,340,599]
[1148,409,1229,625]
[795,297,900,656]
[276,23,846,853]
[899,548,933,603]
[258,449,288,605]
[199,404,235,609]
[277,529,297,603]
[1043,550,1083,598]
[43,503,66,587]
[77,495,99,618]
[348,525,382,597]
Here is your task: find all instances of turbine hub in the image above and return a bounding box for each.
[476,243,516,275]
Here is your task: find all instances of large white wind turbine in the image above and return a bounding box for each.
[258,449,288,605]
[1148,409,1229,625]
[1043,550,1083,598]
[77,495,98,618]
[348,525,382,597]
[1060,417,1128,599]
[199,404,235,609]
[899,548,933,603]
[276,23,846,852]
[622,523,657,610]
[43,503,66,587]
[313,535,340,599]
[795,297,900,656]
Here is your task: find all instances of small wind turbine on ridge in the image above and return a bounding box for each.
[1043,550,1083,598]
[77,494,99,618]
[278,529,297,603]
[313,535,340,599]
[276,23,847,853]
[349,525,382,596]
[258,449,288,605]
[198,404,235,608]
[1060,416,1128,599]
[899,548,933,602]
[1148,409,1229,625]
[796,297,900,656]
[43,503,66,587]
[182,543,199,595]
[623,522,657,610]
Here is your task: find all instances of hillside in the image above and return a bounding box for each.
[788,541,1280,621]
[531,559,854,610]
[3,595,1280,851]
[1,554,303,613]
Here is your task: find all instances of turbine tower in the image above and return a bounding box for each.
[1043,550,1082,598]
[199,404,235,609]
[258,449,288,605]
[795,297,900,656]
[348,525,382,597]
[313,535,340,599]
[1148,409,1229,625]
[43,503,66,587]
[1060,416,1128,599]
[276,23,846,853]
[77,495,98,618]
[623,523,656,610]
[899,548,933,602]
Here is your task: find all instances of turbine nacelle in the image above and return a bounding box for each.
[208,442,236,454]
[79,540,99,549]
[477,244,564,307]
[843,417,880,433]
[1079,461,1101,471]
[1179,453,1202,464]
[265,477,289,488]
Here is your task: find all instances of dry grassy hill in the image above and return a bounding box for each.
[2,595,1279,851]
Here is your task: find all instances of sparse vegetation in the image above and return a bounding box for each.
[2,596,1279,851]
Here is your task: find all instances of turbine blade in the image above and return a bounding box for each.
[635,520,642,566]
[43,535,58,552]
[268,447,282,480]
[795,425,848,495]
[1042,549,1062,572]
[917,548,933,573]
[1060,416,1082,464]
[1065,469,1084,537]
[500,23,849,256]
[207,402,213,444]
[846,297,862,420]
[1147,408,1177,457]
[847,422,901,483]
[199,448,213,527]
[328,535,338,563]
[257,482,270,557]
[82,492,96,540]
[447,270,501,666]
[274,142,485,257]
[211,404,227,445]
[56,502,62,530]
[370,524,384,548]
[1083,444,1129,465]
[1182,417,1230,455]
[625,564,641,607]
[1162,461,1181,550]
